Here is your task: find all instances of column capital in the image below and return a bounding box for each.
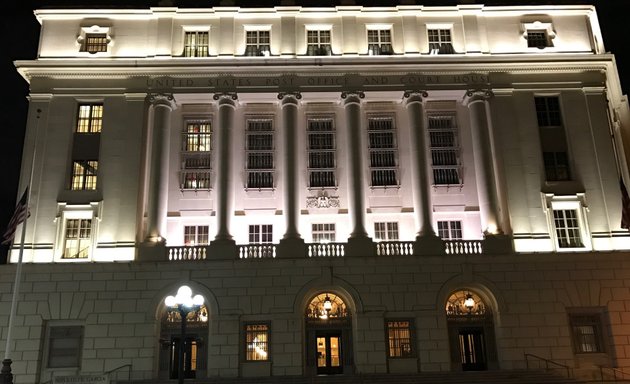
[278,91,302,106]
[341,91,365,105]
[213,92,238,107]
[463,89,494,106]
[403,90,429,106]
[149,93,176,109]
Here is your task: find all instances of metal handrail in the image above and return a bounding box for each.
[104,363,132,382]
[600,366,630,382]
[524,353,572,378]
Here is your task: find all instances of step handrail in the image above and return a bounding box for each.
[600,365,630,382]
[524,353,572,378]
[104,363,132,382]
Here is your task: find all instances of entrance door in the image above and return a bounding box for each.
[459,328,486,371]
[169,336,199,379]
[316,332,342,375]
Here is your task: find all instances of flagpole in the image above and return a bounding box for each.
[2,109,41,384]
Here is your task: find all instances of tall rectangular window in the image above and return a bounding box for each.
[246,119,274,189]
[245,324,269,361]
[437,220,462,240]
[535,97,562,127]
[386,320,413,358]
[368,116,398,187]
[71,161,98,190]
[249,224,273,244]
[536,96,571,181]
[184,31,209,57]
[374,222,399,241]
[306,30,332,56]
[367,29,392,55]
[184,225,209,246]
[63,219,92,259]
[428,29,454,54]
[429,114,460,185]
[181,121,212,190]
[47,325,83,368]
[569,314,604,353]
[245,30,270,56]
[312,223,335,243]
[307,118,336,188]
[76,104,103,133]
[553,209,583,248]
[83,33,107,53]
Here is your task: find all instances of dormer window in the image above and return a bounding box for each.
[428,28,454,54]
[522,21,555,49]
[366,27,392,55]
[306,30,332,56]
[244,30,271,57]
[78,26,111,54]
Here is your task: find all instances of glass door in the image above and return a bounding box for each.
[316,332,342,374]
[459,328,486,371]
[169,336,198,379]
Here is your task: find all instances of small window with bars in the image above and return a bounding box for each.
[244,30,271,56]
[184,31,209,57]
[307,118,336,188]
[184,225,209,246]
[569,314,604,353]
[306,30,332,56]
[527,30,551,48]
[386,320,414,358]
[368,116,398,187]
[312,223,336,243]
[246,119,274,189]
[82,33,108,53]
[437,220,462,240]
[428,29,454,54]
[245,324,269,361]
[71,161,98,190]
[249,224,273,244]
[367,29,392,55]
[553,209,584,249]
[63,219,92,259]
[47,325,83,368]
[181,121,212,190]
[374,222,399,241]
[428,114,461,185]
[76,104,103,133]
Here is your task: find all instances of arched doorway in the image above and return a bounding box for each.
[159,304,209,380]
[445,290,497,371]
[304,292,353,375]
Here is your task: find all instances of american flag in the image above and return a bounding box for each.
[2,188,29,245]
[621,179,630,230]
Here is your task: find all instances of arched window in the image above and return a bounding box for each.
[445,291,488,317]
[162,304,209,326]
[306,292,348,320]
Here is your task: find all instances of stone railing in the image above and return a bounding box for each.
[168,246,207,261]
[376,241,414,256]
[238,244,276,259]
[444,240,483,255]
[307,243,345,257]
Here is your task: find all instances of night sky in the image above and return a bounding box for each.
[1,0,628,262]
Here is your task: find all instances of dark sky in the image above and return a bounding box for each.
[1,0,628,262]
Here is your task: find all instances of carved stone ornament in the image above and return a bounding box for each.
[403,90,428,99]
[213,92,238,101]
[340,91,365,99]
[149,93,176,107]
[464,89,494,100]
[306,191,340,209]
[277,91,302,100]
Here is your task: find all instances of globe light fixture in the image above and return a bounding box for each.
[464,293,475,312]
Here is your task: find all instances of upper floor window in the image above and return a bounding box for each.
[535,96,562,127]
[71,161,98,190]
[438,220,462,240]
[184,31,209,57]
[181,121,212,190]
[245,324,270,361]
[553,209,583,248]
[367,29,392,55]
[245,30,270,56]
[307,118,336,188]
[63,219,92,259]
[245,118,274,189]
[544,194,590,251]
[535,96,571,182]
[367,116,398,187]
[428,29,454,54]
[306,30,332,56]
[82,33,108,53]
[543,152,571,182]
[374,222,399,241]
[249,224,272,244]
[428,114,461,185]
[386,320,414,358]
[184,225,209,246]
[76,104,103,133]
[47,325,83,368]
[312,223,335,243]
[523,21,555,49]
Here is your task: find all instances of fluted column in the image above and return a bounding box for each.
[146,93,175,242]
[279,92,302,240]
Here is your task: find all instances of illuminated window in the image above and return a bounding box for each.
[71,161,98,190]
[367,29,392,55]
[428,114,460,185]
[544,195,589,251]
[374,222,398,241]
[245,324,269,361]
[244,30,270,56]
[245,119,274,189]
[312,223,335,243]
[76,104,103,133]
[249,224,272,244]
[386,320,414,358]
[553,209,583,248]
[184,225,209,246]
[368,116,398,187]
[184,31,209,57]
[63,219,92,259]
[527,30,551,48]
[82,33,108,53]
[306,30,332,56]
[181,121,212,190]
[428,29,454,54]
[47,325,83,368]
[307,118,336,188]
[569,314,604,353]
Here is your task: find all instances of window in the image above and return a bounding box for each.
[181,121,212,190]
[543,152,570,181]
[553,209,583,248]
[428,114,461,185]
[570,314,604,353]
[245,324,269,361]
[82,33,108,53]
[368,116,398,187]
[386,320,413,358]
[535,97,562,127]
[527,30,550,48]
[249,224,272,244]
[184,31,209,57]
[374,222,398,241]
[306,30,332,56]
[367,29,392,55]
[428,29,454,54]
[245,30,270,56]
[535,96,571,182]
[245,119,274,189]
[63,219,92,259]
[47,325,83,368]
[438,220,462,240]
[184,225,209,246]
[307,118,336,188]
[76,104,103,133]
[71,161,98,190]
[312,223,335,243]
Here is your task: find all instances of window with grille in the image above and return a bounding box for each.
[245,324,269,361]
[437,220,462,240]
[527,30,550,48]
[428,114,460,185]
[386,320,413,358]
[367,29,392,55]
[307,118,336,188]
[82,33,108,53]
[249,224,273,244]
[184,225,209,246]
[374,222,399,241]
[536,96,571,182]
[184,31,209,57]
[244,30,271,56]
[47,325,83,368]
[569,314,604,353]
[181,121,212,190]
[76,104,103,133]
[246,119,274,189]
[368,117,398,187]
[71,161,98,190]
[312,223,336,243]
[63,219,92,259]
[553,209,583,248]
[306,30,332,56]
[428,29,454,54]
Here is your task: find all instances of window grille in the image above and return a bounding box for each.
[386,320,413,358]
[570,314,603,353]
[428,115,460,185]
[63,219,92,259]
[76,104,103,133]
[245,30,271,56]
[246,119,274,189]
[428,29,454,54]
[527,30,550,48]
[83,33,107,53]
[245,324,269,361]
[306,30,332,56]
[181,122,212,190]
[367,29,392,55]
[47,326,83,368]
[184,31,209,57]
[307,118,336,188]
[368,117,398,187]
[71,161,98,190]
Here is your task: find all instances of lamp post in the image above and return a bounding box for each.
[165,286,204,384]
